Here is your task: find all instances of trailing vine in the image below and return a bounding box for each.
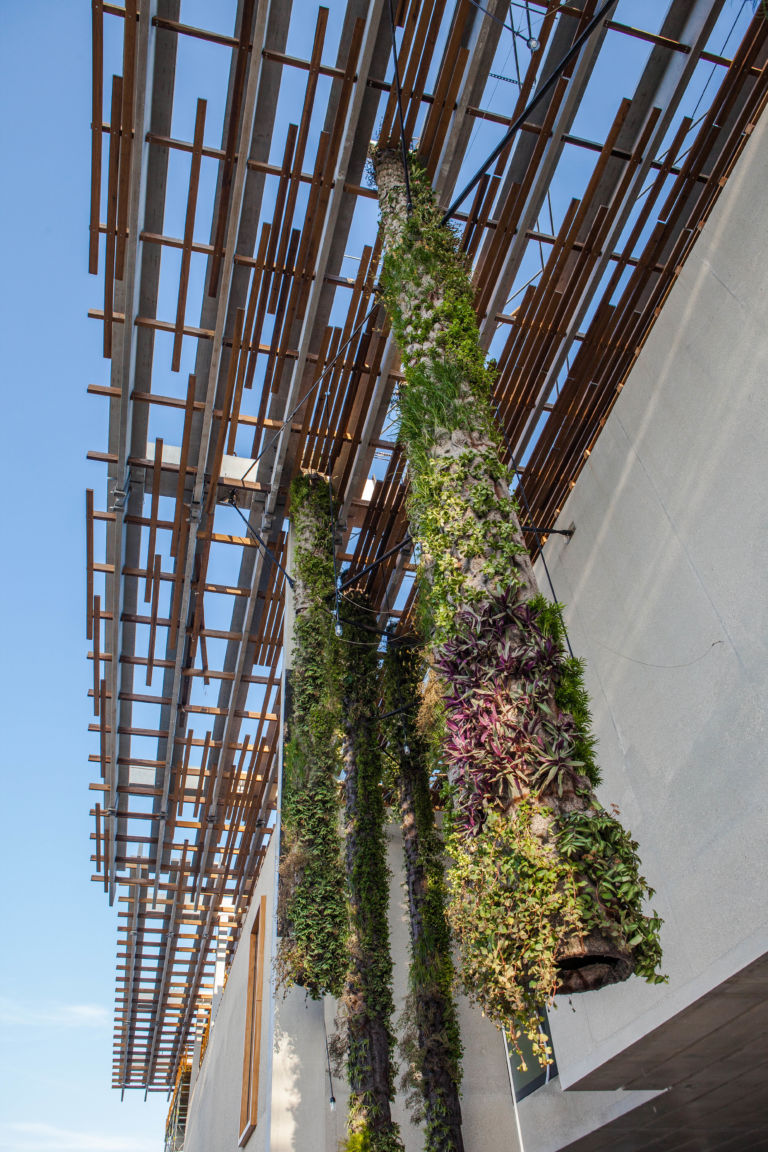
[338,598,403,1152]
[276,474,348,1000]
[373,148,664,1058]
[382,644,464,1152]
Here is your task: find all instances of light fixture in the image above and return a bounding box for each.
[528,36,540,51]
[335,621,343,638]
[323,1015,335,1115]
[403,743,410,756]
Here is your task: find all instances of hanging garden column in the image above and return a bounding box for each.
[382,644,464,1152]
[374,148,663,1058]
[277,474,348,999]
[339,600,403,1152]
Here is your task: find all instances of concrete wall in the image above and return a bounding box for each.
[184,824,517,1152]
[184,836,278,1152]
[186,95,768,1152]
[515,101,768,1149]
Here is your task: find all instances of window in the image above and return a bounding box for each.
[504,1012,558,1103]
[239,895,267,1146]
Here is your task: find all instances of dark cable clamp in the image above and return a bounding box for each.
[521,525,574,537]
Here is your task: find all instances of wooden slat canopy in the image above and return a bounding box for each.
[85,0,768,1091]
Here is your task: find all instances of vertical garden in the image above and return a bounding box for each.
[373,147,663,1056]
[278,150,663,1151]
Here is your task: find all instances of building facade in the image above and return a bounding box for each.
[171,88,768,1152]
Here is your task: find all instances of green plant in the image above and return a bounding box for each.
[382,644,464,1152]
[339,598,403,1152]
[373,149,664,1057]
[446,801,579,1064]
[276,474,348,999]
[340,1129,404,1152]
[529,594,600,788]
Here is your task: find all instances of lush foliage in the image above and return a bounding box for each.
[339,600,403,1152]
[447,801,578,1063]
[340,1131,402,1152]
[378,155,528,641]
[276,474,348,999]
[448,796,664,1064]
[530,594,600,787]
[382,644,463,1152]
[439,590,664,1055]
[558,809,664,983]
[436,592,597,831]
[376,150,664,1059]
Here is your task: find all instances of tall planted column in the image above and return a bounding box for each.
[339,600,403,1152]
[382,644,464,1152]
[374,149,663,1058]
[277,475,348,999]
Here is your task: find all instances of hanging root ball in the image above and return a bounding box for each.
[555,933,633,993]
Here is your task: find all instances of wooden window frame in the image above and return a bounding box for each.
[239,894,267,1146]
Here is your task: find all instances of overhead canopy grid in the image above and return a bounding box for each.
[86,0,768,1092]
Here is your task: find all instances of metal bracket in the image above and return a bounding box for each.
[110,484,130,512]
[521,525,574,538]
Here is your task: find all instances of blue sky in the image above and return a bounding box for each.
[0,3,167,1149]
[0,2,753,1150]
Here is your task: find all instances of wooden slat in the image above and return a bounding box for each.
[93,595,102,716]
[404,0,445,143]
[419,0,468,162]
[145,438,163,602]
[237,222,271,407]
[261,132,330,405]
[172,376,196,558]
[267,8,328,314]
[203,307,245,524]
[115,0,137,280]
[169,514,189,649]
[146,555,161,686]
[172,99,207,372]
[89,0,104,274]
[86,489,95,639]
[257,126,296,319]
[103,75,122,358]
[207,0,256,295]
[99,677,109,782]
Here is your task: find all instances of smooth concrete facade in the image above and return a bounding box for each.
[183,837,277,1152]
[183,824,518,1152]
[518,104,768,1149]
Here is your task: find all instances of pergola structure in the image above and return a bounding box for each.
[86,0,768,1094]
